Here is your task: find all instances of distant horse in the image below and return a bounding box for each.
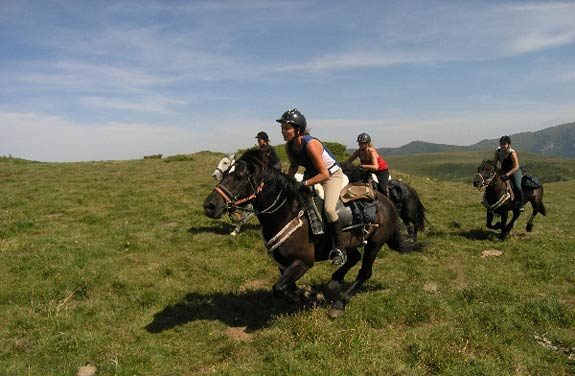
[204,149,423,318]
[473,160,546,239]
[342,163,426,241]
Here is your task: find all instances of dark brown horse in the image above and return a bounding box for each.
[203,149,423,318]
[342,163,426,241]
[473,160,546,239]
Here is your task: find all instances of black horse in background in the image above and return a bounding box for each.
[342,163,426,241]
[473,160,546,240]
[203,149,424,318]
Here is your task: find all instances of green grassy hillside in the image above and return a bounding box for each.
[1,153,574,375]
[386,151,575,183]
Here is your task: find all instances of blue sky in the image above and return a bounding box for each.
[1,0,574,162]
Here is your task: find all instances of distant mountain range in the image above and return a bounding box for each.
[374,122,575,158]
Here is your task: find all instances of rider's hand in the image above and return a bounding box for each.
[500,174,509,181]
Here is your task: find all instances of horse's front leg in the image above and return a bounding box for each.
[329,248,361,289]
[499,212,509,239]
[504,209,521,235]
[486,211,498,229]
[328,244,378,319]
[272,259,310,304]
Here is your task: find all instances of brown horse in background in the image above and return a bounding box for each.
[473,160,546,239]
[203,149,423,318]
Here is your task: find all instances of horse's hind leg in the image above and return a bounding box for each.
[329,242,380,319]
[329,248,361,289]
[526,201,538,232]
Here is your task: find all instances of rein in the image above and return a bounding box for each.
[475,171,496,191]
[476,169,512,213]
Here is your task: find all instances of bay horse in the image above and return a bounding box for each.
[473,160,546,239]
[342,163,426,241]
[203,149,423,318]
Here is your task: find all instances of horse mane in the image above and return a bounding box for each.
[237,148,307,207]
[480,159,500,173]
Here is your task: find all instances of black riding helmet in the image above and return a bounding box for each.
[255,131,269,141]
[276,108,307,132]
[356,132,371,143]
[499,135,511,144]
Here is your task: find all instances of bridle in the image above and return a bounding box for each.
[212,161,287,215]
[475,169,496,191]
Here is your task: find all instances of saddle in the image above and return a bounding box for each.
[522,174,541,189]
[306,183,378,235]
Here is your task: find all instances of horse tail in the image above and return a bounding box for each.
[388,230,425,253]
[414,199,426,230]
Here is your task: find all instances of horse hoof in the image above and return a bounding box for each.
[230,230,238,236]
[526,224,533,232]
[327,301,345,319]
[328,280,342,291]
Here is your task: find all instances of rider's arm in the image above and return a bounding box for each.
[360,148,379,172]
[285,144,299,176]
[345,150,359,164]
[506,151,520,176]
[303,139,330,186]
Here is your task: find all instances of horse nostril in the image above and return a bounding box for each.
[203,202,215,214]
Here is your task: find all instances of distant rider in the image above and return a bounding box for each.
[278,108,347,266]
[255,131,282,171]
[494,135,524,211]
[346,132,390,195]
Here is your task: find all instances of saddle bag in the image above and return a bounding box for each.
[522,175,541,189]
[340,183,376,203]
[349,200,378,224]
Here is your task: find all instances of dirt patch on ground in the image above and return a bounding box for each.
[76,365,97,376]
[481,249,503,258]
[423,282,438,293]
[239,279,269,292]
[226,326,253,342]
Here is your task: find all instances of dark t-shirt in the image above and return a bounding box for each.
[261,145,282,170]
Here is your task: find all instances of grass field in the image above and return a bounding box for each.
[1,152,574,375]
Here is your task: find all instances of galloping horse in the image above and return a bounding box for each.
[204,149,423,317]
[473,160,546,239]
[343,163,426,241]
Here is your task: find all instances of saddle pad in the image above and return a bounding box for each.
[340,183,376,203]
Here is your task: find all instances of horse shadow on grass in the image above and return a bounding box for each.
[145,289,285,333]
[145,281,387,333]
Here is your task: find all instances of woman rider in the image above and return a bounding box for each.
[494,135,524,211]
[346,132,390,195]
[277,108,347,266]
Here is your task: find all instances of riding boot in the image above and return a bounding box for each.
[515,189,525,212]
[328,221,347,266]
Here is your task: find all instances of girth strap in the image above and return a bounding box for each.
[264,210,305,253]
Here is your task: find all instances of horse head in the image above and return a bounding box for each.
[212,154,236,182]
[474,159,498,189]
[204,149,272,219]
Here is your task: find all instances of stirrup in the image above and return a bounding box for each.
[329,248,347,266]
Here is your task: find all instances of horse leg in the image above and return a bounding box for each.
[499,212,511,239]
[525,200,538,232]
[486,212,498,229]
[328,243,379,319]
[272,259,309,304]
[504,209,521,236]
[328,248,361,290]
